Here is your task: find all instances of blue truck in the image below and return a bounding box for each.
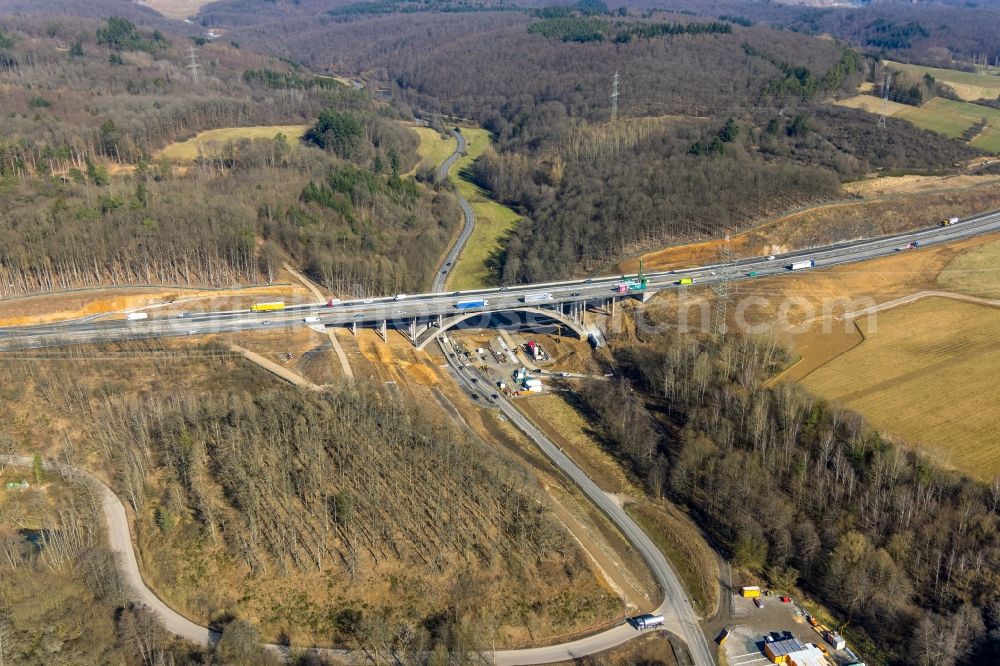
[455,299,488,310]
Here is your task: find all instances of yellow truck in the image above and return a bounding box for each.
[250,301,285,313]
[739,585,761,598]
[678,277,694,285]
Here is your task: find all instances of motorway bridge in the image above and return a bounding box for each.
[1,209,999,351]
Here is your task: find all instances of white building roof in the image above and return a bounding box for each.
[788,645,827,666]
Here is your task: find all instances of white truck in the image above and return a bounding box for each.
[304,315,321,323]
[634,614,665,630]
[126,312,148,321]
[522,292,552,303]
[789,259,814,271]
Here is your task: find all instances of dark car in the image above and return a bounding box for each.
[470,393,479,400]
[584,278,593,283]
[490,393,499,400]
[571,292,581,297]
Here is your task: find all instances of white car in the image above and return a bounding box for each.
[768,255,776,260]
[362,298,374,304]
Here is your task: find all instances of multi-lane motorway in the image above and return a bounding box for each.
[4,208,999,664]
[1,208,999,351]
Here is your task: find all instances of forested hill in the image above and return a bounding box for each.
[637,0,1000,68]
[0,14,460,297]
[0,15,327,170]
[198,3,984,283]
[0,0,170,23]
[221,9,858,121]
[579,329,1000,666]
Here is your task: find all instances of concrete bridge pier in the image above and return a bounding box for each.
[351,321,357,336]
[377,320,387,342]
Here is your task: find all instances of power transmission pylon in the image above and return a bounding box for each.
[878,72,892,129]
[187,45,200,85]
[710,233,736,337]
[610,71,620,123]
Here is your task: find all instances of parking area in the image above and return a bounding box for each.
[450,329,564,397]
[721,593,865,666]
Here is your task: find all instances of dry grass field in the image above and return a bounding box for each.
[444,128,522,289]
[407,124,521,289]
[836,95,1000,152]
[637,230,1000,481]
[406,125,456,176]
[801,297,1000,481]
[156,125,309,162]
[885,60,1000,102]
[620,180,1000,274]
[936,238,1000,299]
[518,393,643,496]
[139,0,213,20]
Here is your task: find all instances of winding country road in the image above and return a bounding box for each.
[436,340,714,666]
[432,129,476,292]
[8,455,215,646]
[7,449,702,663]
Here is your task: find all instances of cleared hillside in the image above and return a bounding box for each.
[0,341,617,648]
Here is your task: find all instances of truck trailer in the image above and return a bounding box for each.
[522,292,552,303]
[634,614,665,630]
[251,301,285,312]
[455,299,488,310]
[126,312,148,321]
[789,260,814,271]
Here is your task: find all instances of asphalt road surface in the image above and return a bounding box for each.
[432,129,475,292]
[437,338,713,665]
[8,456,216,647]
[2,208,998,351]
[10,447,703,664]
[8,211,998,663]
